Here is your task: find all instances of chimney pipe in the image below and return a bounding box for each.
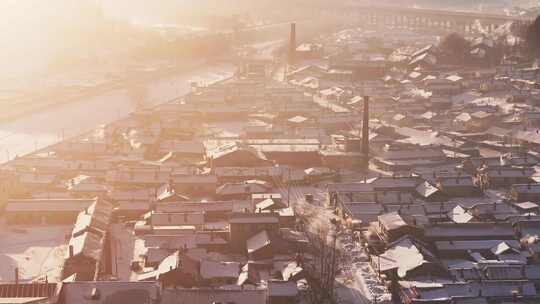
[362,96,370,169]
[14,268,19,285]
[69,245,74,258]
[289,23,297,66]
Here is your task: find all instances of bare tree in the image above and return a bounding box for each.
[296,201,341,304]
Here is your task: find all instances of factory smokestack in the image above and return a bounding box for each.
[289,23,297,66]
[362,96,370,167]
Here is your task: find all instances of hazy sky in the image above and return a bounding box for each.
[0,0,233,77]
[0,0,531,78]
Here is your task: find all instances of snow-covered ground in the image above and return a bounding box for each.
[0,224,71,283]
[277,181,393,304]
[336,231,392,304]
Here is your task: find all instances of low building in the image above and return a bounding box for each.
[156,251,199,288]
[338,201,384,227]
[375,236,446,280]
[149,211,205,231]
[268,280,299,304]
[216,180,272,200]
[510,183,540,202]
[229,213,280,253]
[375,212,422,243]
[424,222,515,242]
[5,198,97,225]
[436,175,481,197]
[208,143,271,167]
[172,174,218,196]
[435,240,521,259]
[477,166,534,188]
[199,260,240,286]
[63,199,113,281]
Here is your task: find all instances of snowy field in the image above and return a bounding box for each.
[0,224,71,283]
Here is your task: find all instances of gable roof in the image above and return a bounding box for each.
[378,236,439,278]
[207,142,267,162]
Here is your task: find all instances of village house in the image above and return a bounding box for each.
[513,201,540,214]
[424,222,516,242]
[148,211,205,231]
[423,77,463,95]
[510,183,540,202]
[63,199,113,281]
[207,142,271,167]
[105,168,173,187]
[436,174,482,197]
[171,174,218,196]
[216,179,272,200]
[267,280,299,304]
[66,175,109,198]
[157,140,206,161]
[373,143,448,172]
[200,260,241,286]
[435,239,521,259]
[229,213,280,253]
[468,202,519,222]
[5,198,97,225]
[16,170,59,192]
[155,251,199,288]
[375,236,446,281]
[250,142,321,167]
[329,52,388,80]
[477,166,535,188]
[337,201,384,227]
[374,212,422,243]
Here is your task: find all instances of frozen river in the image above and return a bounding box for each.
[0,62,235,163]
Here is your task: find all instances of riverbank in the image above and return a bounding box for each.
[0,62,236,164]
[0,58,219,123]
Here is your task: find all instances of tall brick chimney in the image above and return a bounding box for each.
[289,23,297,66]
[362,96,370,167]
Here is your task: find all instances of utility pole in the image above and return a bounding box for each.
[378,254,381,277]
[362,96,370,170]
[287,167,291,207]
[114,236,119,276]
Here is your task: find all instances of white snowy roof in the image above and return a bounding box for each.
[246,230,271,254]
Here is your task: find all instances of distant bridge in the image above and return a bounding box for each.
[346,5,533,32]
